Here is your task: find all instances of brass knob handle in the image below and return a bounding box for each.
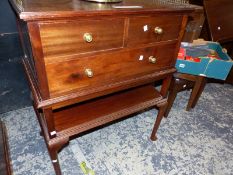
[83,33,93,43]
[149,56,157,64]
[154,27,163,35]
[85,69,94,78]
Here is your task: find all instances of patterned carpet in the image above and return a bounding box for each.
[1,83,233,175]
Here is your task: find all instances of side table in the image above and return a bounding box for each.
[164,73,206,117]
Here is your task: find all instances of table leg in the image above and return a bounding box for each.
[150,100,168,141]
[190,76,206,109]
[186,76,206,111]
[47,137,69,175]
[164,77,181,118]
[160,75,172,98]
[49,149,62,175]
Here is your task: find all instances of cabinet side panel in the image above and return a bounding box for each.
[27,22,50,99]
[17,20,38,82]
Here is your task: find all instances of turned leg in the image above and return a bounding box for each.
[150,101,168,141]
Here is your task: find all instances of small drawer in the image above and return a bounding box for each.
[45,43,177,97]
[39,18,125,63]
[127,15,183,46]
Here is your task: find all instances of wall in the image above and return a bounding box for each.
[0,0,31,114]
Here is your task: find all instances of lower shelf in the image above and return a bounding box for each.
[53,85,163,137]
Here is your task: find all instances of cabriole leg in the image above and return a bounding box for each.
[150,101,168,141]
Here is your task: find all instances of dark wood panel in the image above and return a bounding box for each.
[46,42,177,97]
[189,0,203,6]
[182,9,204,42]
[54,85,162,136]
[39,18,125,62]
[203,0,233,84]
[128,15,183,46]
[204,0,233,43]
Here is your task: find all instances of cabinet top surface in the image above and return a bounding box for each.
[10,0,199,21]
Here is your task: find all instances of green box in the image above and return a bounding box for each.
[175,42,233,80]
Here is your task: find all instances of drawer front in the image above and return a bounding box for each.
[39,19,125,63]
[127,15,183,46]
[46,43,177,97]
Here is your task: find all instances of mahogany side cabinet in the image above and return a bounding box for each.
[10,0,197,174]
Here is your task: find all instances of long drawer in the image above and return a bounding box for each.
[45,42,177,97]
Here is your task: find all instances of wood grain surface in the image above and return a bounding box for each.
[53,85,162,136]
[45,42,177,97]
[39,18,125,62]
[128,15,183,46]
[10,0,197,21]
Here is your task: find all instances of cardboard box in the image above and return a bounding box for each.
[175,42,233,80]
